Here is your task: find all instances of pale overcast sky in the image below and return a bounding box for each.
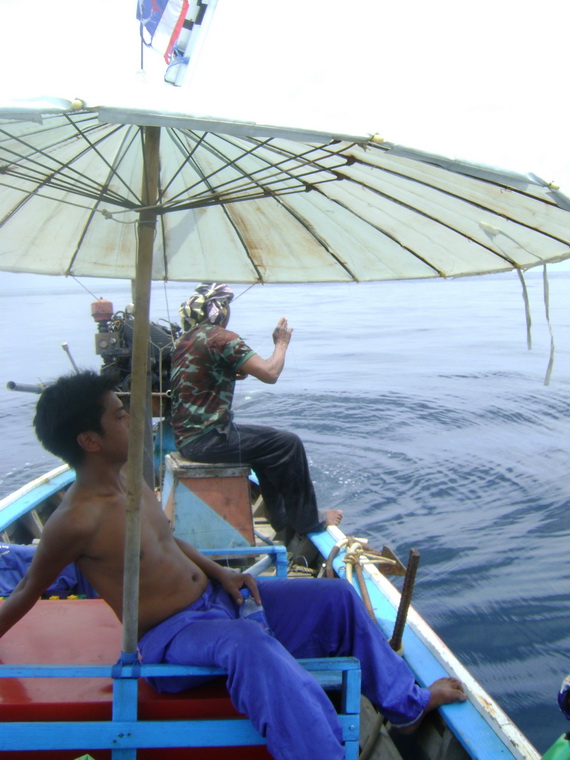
[1,0,569,194]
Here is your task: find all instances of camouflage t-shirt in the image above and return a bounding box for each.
[170,324,256,449]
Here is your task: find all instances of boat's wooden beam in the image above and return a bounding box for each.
[21,509,44,539]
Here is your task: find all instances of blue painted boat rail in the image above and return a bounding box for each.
[309,528,538,760]
[0,465,73,532]
[0,657,361,758]
[201,544,288,577]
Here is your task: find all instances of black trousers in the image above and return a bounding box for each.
[179,423,323,534]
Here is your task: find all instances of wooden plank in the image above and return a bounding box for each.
[21,509,44,538]
[0,719,266,750]
[0,716,360,752]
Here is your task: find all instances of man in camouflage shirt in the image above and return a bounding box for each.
[170,283,342,535]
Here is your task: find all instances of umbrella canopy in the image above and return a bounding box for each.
[2,100,570,283]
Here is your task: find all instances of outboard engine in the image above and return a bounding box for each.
[91,299,182,413]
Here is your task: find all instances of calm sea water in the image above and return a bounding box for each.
[0,270,569,753]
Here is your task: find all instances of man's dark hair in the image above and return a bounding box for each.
[34,371,117,468]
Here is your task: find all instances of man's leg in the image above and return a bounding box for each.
[259,577,432,727]
[161,617,345,760]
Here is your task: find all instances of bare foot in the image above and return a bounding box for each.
[325,509,343,526]
[395,677,467,734]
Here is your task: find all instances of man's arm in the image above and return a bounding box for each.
[240,317,293,384]
[0,514,88,637]
[174,537,261,604]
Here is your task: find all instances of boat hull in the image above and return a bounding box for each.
[0,464,541,759]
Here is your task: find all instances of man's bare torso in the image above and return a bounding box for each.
[50,474,208,638]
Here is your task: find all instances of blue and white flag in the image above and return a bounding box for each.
[137,0,209,64]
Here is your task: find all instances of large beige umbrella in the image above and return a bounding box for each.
[2,102,570,282]
[1,97,570,656]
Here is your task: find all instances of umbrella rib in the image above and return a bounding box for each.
[273,194,360,280]
[143,128,261,207]
[348,147,570,246]
[232,138,351,194]
[65,204,104,276]
[64,114,145,207]
[0,135,106,202]
[0,177,103,230]
[216,136,335,190]
[63,125,147,274]
[312,184,447,276]
[0,159,129,232]
[0,162,133,209]
[0,133,136,209]
[361,143,558,206]
[215,202,264,281]
[209,137,351,200]
[162,178,342,213]
[0,119,134,207]
[160,130,349,210]
[0,124,161,244]
[167,138,264,280]
[325,175,521,269]
[60,124,150,276]
[2,115,346,214]
[0,178,102,213]
[161,131,290,208]
[186,132,293,192]
[156,129,208,202]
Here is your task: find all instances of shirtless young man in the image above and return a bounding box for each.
[0,371,466,760]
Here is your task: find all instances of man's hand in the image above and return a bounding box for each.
[219,569,261,605]
[240,317,293,384]
[272,317,293,346]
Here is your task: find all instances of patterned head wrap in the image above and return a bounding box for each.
[179,283,234,330]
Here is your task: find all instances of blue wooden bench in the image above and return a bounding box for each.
[0,656,361,759]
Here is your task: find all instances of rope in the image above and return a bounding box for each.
[542,264,556,386]
[324,538,421,757]
[517,268,532,350]
[325,539,421,648]
[70,275,108,302]
[352,560,376,621]
[325,536,390,759]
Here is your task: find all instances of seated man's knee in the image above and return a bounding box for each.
[223,620,276,656]
[310,578,362,614]
[279,429,304,451]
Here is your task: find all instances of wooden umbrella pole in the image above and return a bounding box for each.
[121,125,160,656]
